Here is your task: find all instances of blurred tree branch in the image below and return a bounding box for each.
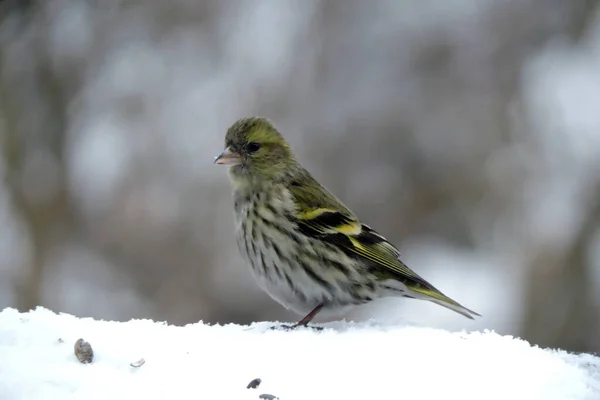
[566,0,600,42]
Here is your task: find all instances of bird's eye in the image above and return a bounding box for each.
[246,142,261,153]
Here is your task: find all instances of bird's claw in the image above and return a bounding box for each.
[268,324,323,332]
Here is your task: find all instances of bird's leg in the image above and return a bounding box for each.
[293,304,323,328]
[269,304,324,331]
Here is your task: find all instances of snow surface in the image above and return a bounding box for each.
[0,307,599,400]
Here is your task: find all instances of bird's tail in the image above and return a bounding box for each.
[410,287,481,320]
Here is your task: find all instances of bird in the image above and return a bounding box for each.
[214,117,480,330]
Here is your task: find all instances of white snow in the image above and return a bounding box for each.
[0,308,599,400]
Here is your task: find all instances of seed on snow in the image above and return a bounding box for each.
[74,338,94,364]
[247,378,262,389]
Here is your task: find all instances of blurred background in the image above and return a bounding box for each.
[0,0,599,354]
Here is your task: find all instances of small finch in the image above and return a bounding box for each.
[215,117,480,329]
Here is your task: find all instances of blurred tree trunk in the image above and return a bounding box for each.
[555,187,600,352]
[521,185,600,354]
[0,3,73,311]
[520,0,600,355]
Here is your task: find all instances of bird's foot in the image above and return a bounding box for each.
[268,323,323,332]
[268,304,325,332]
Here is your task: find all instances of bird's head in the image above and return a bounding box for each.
[215,117,297,186]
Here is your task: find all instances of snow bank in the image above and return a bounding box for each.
[0,307,598,400]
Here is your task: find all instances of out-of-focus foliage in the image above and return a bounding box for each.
[0,0,599,353]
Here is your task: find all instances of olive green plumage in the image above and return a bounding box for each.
[215,117,480,328]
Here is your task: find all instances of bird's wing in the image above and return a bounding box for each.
[288,174,430,287]
[287,174,480,319]
[293,206,432,287]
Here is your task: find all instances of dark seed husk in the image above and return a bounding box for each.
[74,338,94,364]
[247,378,262,389]
[258,394,278,400]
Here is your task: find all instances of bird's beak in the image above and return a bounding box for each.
[214,147,243,166]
